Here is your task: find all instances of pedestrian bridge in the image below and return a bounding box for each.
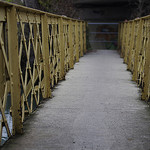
[0,1,150,150]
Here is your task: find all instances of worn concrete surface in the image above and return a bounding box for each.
[2,50,150,150]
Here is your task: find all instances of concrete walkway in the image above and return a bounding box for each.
[2,50,150,150]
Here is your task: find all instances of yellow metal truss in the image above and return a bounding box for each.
[119,15,150,102]
[0,1,86,144]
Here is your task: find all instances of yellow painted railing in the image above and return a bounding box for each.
[118,15,150,102]
[0,1,86,144]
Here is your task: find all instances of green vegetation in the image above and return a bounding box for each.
[38,0,59,13]
[5,0,13,2]
[2,0,24,5]
[37,0,79,18]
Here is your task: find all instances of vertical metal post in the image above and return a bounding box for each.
[83,22,87,54]
[142,23,150,100]
[69,20,74,69]
[127,21,135,70]
[80,21,83,57]
[120,23,123,57]
[132,19,142,81]
[75,21,79,62]
[118,24,121,50]
[0,24,5,100]
[120,23,124,58]
[59,17,65,80]
[7,6,23,135]
[124,22,130,64]
[42,14,51,98]
[0,53,4,99]
[33,23,39,64]
[121,23,126,58]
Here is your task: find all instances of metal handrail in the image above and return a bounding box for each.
[0,1,87,145]
[118,15,150,102]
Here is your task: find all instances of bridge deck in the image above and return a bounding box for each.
[2,50,150,150]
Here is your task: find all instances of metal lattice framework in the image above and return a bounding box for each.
[0,1,86,145]
[118,15,150,101]
[0,21,11,143]
[47,16,60,87]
